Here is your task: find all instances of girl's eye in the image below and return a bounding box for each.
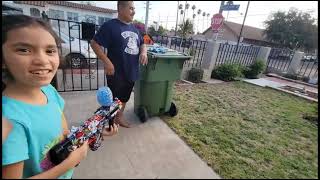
[46,49,57,54]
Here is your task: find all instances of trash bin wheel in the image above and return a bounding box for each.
[138,106,149,123]
[168,102,178,117]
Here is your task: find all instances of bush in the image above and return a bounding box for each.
[189,48,196,56]
[243,59,265,79]
[188,68,204,83]
[302,76,310,83]
[211,63,243,81]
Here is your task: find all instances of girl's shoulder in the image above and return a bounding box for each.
[41,84,58,94]
[2,96,30,127]
[41,84,65,110]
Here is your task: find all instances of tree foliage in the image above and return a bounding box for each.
[264,8,318,51]
[177,19,194,38]
[148,25,166,36]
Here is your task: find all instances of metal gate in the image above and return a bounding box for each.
[266,48,294,73]
[48,17,107,92]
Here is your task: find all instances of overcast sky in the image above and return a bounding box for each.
[91,1,318,33]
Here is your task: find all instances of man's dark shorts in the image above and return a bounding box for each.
[106,75,135,103]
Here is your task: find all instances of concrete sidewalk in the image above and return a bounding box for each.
[61,91,221,179]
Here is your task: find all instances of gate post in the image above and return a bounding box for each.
[256,46,271,72]
[201,40,220,81]
[287,51,304,74]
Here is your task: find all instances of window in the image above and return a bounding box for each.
[30,8,40,17]
[98,17,111,25]
[67,12,79,22]
[48,9,65,28]
[85,15,96,24]
[48,9,64,19]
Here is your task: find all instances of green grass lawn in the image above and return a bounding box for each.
[162,81,318,179]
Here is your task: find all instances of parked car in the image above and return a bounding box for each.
[170,36,192,48]
[53,28,97,69]
[152,35,169,45]
[302,55,318,62]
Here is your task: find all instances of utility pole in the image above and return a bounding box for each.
[166,14,169,30]
[235,1,250,58]
[236,1,250,47]
[182,1,187,28]
[145,1,150,34]
[174,1,179,36]
[219,1,225,14]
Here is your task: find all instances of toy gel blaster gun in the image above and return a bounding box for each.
[48,87,121,165]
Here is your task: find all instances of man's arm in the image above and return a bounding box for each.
[90,40,112,66]
[140,44,147,54]
[139,44,148,65]
[90,40,115,75]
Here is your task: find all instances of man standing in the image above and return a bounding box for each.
[90,1,148,128]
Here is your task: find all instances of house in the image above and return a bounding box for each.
[11,1,117,24]
[202,21,280,47]
[2,2,23,15]
[5,1,118,68]
[9,1,117,37]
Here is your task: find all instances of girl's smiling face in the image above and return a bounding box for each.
[2,26,60,88]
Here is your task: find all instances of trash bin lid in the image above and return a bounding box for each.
[147,46,191,60]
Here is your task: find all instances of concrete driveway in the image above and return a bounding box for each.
[60,91,220,179]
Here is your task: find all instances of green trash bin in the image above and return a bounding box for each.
[134,46,191,122]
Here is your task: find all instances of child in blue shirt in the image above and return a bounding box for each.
[2,15,118,179]
[2,117,12,142]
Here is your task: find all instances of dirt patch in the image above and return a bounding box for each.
[280,85,318,99]
[175,79,194,86]
[303,114,318,125]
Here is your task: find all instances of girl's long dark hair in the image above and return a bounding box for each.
[2,15,61,92]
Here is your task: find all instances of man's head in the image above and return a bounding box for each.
[117,1,135,23]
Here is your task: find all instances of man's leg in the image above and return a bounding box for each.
[115,102,131,128]
[107,75,134,128]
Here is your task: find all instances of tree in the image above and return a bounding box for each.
[202,12,206,33]
[197,9,202,34]
[178,19,194,38]
[191,5,196,33]
[264,8,318,51]
[148,25,166,36]
[185,3,190,18]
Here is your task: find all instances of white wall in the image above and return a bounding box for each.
[12,3,117,22]
[46,4,117,22]
[12,2,117,39]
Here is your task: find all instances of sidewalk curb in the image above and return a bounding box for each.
[266,73,318,88]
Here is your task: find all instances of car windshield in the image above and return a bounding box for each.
[52,28,75,43]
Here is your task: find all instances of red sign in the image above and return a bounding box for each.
[211,13,224,32]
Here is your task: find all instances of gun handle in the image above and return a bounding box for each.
[49,139,73,165]
[108,118,114,131]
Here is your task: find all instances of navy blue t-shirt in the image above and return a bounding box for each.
[93,19,144,82]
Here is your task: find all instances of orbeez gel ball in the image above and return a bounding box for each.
[96,86,113,106]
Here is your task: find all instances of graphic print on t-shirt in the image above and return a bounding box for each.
[121,31,139,55]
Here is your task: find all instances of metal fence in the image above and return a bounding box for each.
[266,48,294,72]
[49,17,209,91]
[214,43,261,67]
[151,35,207,68]
[297,55,318,80]
[48,18,105,92]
